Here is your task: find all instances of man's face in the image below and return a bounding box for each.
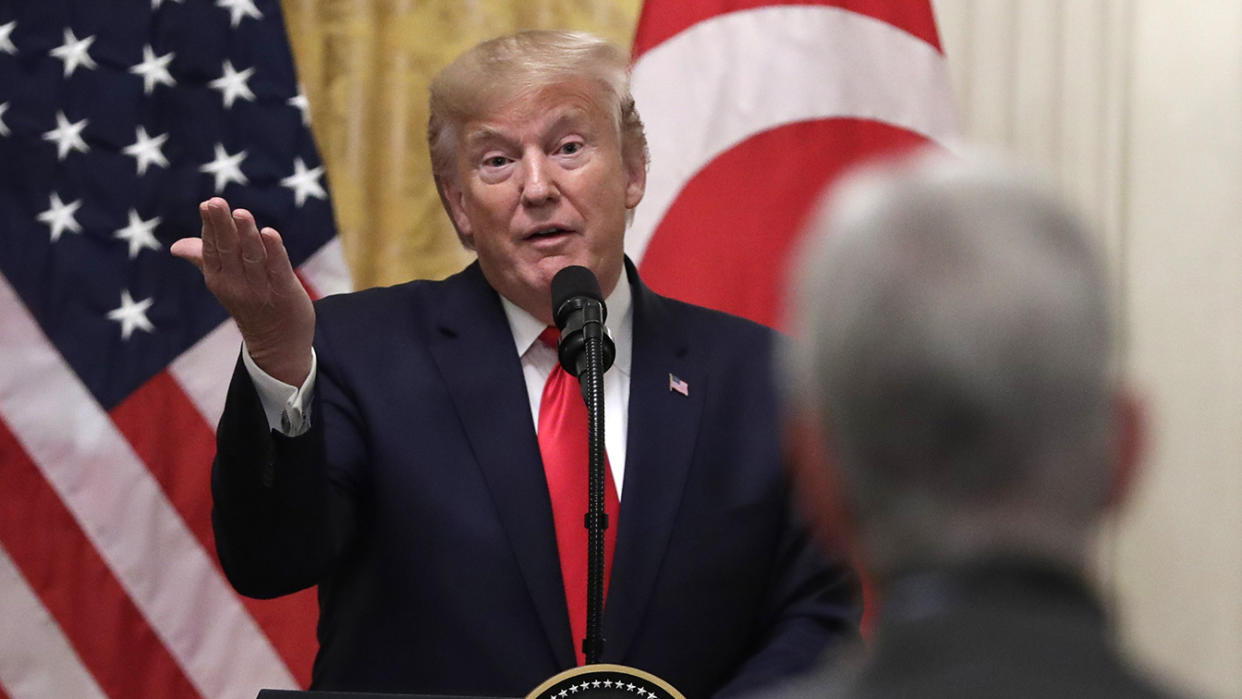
[443,80,645,323]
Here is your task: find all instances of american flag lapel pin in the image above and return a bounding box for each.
[668,373,689,397]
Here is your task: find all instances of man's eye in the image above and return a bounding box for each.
[560,142,582,155]
[484,156,509,168]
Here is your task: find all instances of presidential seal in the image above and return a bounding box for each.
[526,664,684,699]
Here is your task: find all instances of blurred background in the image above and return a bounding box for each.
[933,4,1242,698]
[1,1,1237,697]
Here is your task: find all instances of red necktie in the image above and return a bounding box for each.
[536,327,619,666]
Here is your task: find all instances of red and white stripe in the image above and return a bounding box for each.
[0,241,351,698]
[0,544,106,699]
[629,0,958,328]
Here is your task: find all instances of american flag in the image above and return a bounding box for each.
[667,373,688,397]
[0,1,349,696]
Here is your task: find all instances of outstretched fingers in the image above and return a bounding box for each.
[179,199,315,383]
[199,197,236,275]
[259,227,302,296]
[231,208,270,288]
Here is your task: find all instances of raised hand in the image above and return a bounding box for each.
[171,197,315,386]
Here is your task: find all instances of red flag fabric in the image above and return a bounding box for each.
[0,1,350,696]
[628,0,958,329]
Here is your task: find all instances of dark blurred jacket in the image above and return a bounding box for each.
[758,556,1181,699]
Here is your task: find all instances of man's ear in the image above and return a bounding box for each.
[623,150,646,210]
[435,174,476,250]
[1105,388,1146,510]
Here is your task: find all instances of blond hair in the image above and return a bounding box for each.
[427,30,648,184]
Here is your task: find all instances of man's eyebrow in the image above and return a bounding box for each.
[545,108,592,136]
[463,108,594,151]
[464,126,512,151]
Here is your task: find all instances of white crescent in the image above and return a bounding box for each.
[628,5,959,264]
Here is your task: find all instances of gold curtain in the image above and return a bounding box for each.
[280,0,642,289]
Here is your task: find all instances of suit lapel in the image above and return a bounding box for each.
[603,263,705,662]
[424,263,576,668]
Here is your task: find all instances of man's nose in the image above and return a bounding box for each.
[520,152,559,206]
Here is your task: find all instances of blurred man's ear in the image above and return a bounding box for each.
[1106,388,1146,510]
[784,409,857,555]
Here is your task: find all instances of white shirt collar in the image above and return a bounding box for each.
[501,271,633,375]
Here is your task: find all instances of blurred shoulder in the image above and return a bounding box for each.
[641,285,781,351]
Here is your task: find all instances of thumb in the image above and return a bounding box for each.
[170,238,205,272]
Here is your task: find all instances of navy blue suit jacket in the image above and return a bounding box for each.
[212,260,860,698]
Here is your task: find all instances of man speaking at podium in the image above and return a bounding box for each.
[173,31,859,698]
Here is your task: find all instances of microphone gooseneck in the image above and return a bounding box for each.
[549,265,612,665]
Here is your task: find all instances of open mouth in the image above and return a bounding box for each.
[526,227,570,240]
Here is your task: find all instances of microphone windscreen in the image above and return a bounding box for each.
[551,265,603,313]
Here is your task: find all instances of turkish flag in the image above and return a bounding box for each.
[628,0,958,329]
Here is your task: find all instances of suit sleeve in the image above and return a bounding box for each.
[211,346,362,599]
[710,328,863,696]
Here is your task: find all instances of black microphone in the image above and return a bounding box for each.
[549,264,615,663]
[550,266,616,377]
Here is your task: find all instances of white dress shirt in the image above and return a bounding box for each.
[242,273,634,497]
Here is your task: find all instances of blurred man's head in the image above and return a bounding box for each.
[428,31,648,322]
[784,151,1143,579]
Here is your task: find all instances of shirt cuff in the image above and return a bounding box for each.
[240,344,317,437]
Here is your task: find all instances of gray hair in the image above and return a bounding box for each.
[784,150,1117,574]
[427,30,648,184]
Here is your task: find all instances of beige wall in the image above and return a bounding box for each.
[932,1,1242,697]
